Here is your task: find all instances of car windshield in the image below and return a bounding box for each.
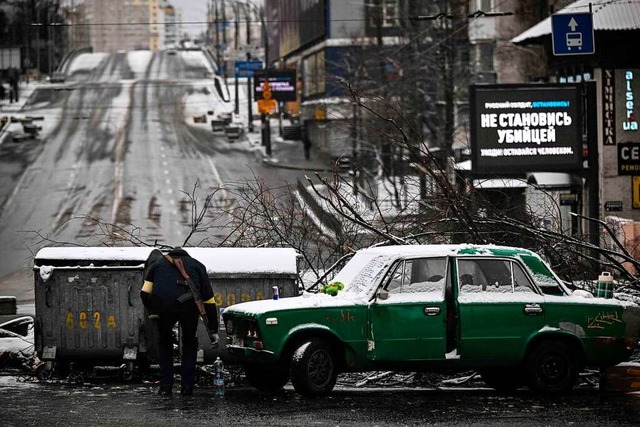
[333,253,393,297]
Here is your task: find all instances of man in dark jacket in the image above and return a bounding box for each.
[140,247,218,396]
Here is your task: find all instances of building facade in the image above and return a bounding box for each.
[88,0,173,52]
[512,0,640,266]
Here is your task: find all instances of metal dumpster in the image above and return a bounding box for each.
[33,246,163,376]
[187,247,300,363]
[33,246,299,375]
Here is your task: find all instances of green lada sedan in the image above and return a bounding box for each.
[222,245,640,396]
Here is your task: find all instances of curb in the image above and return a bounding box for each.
[262,157,332,172]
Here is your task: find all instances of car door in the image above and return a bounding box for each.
[367,257,448,361]
[456,257,546,363]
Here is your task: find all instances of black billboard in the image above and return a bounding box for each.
[470,84,583,175]
[254,70,297,102]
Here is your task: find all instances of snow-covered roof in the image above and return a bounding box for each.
[512,0,640,45]
[186,247,298,276]
[34,246,160,262]
[33,246,299,276]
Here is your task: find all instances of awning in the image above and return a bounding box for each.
[472,178,528,189]
[526,172,580,189]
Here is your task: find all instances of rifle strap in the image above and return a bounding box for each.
[165,254,205,314]
[164,255,191,280]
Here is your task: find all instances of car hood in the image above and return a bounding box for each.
[223,291,367,317]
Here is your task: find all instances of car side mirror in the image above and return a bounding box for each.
[377,289,389,300]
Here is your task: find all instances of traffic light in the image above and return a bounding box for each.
[262,81,272,100]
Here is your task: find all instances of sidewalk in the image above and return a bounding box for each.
[0,81,38,113]
[246,119,333,173]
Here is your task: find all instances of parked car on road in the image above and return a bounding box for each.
[224,121,243,140]
[0,316,37,371]
[223,244,640,396]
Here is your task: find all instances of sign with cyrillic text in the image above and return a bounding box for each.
[470,84,582,174]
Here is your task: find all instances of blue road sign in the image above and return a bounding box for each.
[235,60,263,77]
[551,13,595,56]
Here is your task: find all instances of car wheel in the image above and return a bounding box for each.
[479,367,524,393]
[290,339,337,397]
[244,363,289,393]
[525,340,578,394]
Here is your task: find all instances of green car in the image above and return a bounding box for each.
[222,245,640,396]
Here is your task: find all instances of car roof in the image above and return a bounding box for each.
[358,244,537,258]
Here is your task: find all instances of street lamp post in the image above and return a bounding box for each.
[32,23,42,81]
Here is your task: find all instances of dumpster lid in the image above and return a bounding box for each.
[187,248,298,275]
[34,246,162,265]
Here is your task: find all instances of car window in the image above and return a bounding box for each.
[0,318,32,336]
[387,258,447,294]
[458,259,535,294]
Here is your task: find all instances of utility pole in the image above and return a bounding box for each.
[247,61,253,132]
[214,0,220,67]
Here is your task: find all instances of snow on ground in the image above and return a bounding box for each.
[126,51,153,76]
[66,53,109,75]
[181,50,215,75]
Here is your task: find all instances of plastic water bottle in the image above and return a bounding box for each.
[213,356,225,397]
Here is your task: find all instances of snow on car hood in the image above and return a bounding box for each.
[224,291,368,316]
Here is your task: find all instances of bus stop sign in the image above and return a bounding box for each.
[551,13,595,56]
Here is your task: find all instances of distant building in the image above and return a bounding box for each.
[63,1,91,52]
[87,0,169,52]
[164,4,179,47]
[513,0,640,257]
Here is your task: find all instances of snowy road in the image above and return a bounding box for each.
[0,49,306,297]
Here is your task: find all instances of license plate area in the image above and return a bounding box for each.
[123,347,138,361]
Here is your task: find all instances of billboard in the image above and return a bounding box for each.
[254,70,297,102]
[470,84,583,175]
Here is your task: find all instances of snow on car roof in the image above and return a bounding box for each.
[356,244,535,258]
[186,247,298,275]
[34,246,160,262]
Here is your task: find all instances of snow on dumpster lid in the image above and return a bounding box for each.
[186,247,298,276]
[35,246,161,263]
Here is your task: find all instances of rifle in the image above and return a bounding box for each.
[165,255,219,348]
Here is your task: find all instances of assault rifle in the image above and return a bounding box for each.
[165,255,219,348]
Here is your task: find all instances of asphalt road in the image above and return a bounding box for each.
[2,375,640,426]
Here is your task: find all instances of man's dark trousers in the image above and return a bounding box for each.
[156,307,200,389]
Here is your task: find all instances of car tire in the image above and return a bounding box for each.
[525,340,578,394]
[244,363,289,393]
[479,367,524,393]
[290,339,337,397]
